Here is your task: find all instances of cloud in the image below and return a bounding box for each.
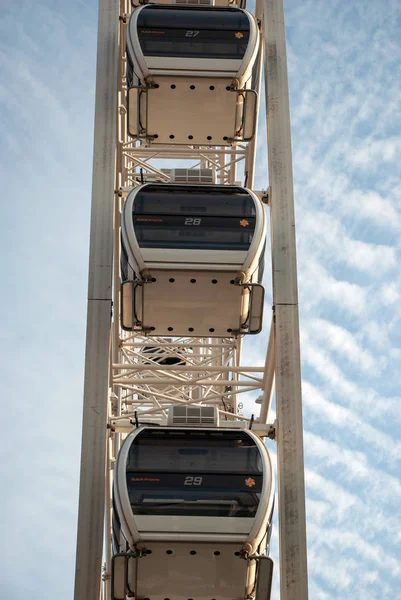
[298,211,397,274]
[302,319,380,373]
[299,259,367,316]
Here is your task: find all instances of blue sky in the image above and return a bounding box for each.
[0,1,400,599]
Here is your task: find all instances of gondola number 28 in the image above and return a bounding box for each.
[184,218,202,225]
[184,476,203,485]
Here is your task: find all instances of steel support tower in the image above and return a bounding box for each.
[73,1,309,599]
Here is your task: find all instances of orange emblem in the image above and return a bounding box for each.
[240,219,249,227]
[245,477,256,488]
[235,32,244,39]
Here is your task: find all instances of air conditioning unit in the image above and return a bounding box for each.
[132,0,221,7]
[168,405,219,427]
[161,168,216,184]
[174,0,215,6]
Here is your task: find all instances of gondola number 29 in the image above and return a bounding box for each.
[184,476,203,485]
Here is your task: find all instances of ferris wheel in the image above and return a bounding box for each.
[73,2,308,600]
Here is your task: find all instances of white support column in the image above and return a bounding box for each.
[74,2,119,600]
[262,1,309,599]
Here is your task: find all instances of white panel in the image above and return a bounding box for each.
[146,56,241,74]
[141,248,246,266]
[135,515,252,534]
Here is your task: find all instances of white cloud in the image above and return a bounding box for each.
[298,211,397,274]
[304,429,401,501]
[301,343,401,425]
[350,137,401,168]
[380,283,401,306]
[299,259,367,316]
[303,318,382,373]
[306,469,358,518]
[339,189,401,231]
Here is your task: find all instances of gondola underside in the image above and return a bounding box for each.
[113,541,252,600]
[121,270,264,336]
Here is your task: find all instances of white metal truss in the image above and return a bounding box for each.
[74,1,308,600]
[113,337,248,416]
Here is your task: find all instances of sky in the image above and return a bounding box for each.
[0,0,400,599]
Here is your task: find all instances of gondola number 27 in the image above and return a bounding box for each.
[184,476,203,485]
[185,31,199,37]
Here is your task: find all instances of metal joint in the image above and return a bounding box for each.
[267,420,276,440]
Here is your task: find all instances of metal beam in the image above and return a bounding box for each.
[259,318,275,424]
[112,364,264,372]
[113,378,261,386]
[262,0,309,599]
[74,2,119,600]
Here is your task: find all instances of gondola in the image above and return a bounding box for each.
[126,4,260,144]
[120,183,266,336]
[112,425,274,600]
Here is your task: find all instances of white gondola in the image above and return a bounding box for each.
[120,183,266,337]
[126,4,260,144]
[112,424,274,600]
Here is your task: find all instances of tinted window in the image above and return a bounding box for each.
[127,429,263,472]
[125,429,262,517]
[134,185,256,216]
[136,6,250,60]
[134,215,255,251]
[127,484,261,517]
[137,7,250,30]
[132,185,256,251]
